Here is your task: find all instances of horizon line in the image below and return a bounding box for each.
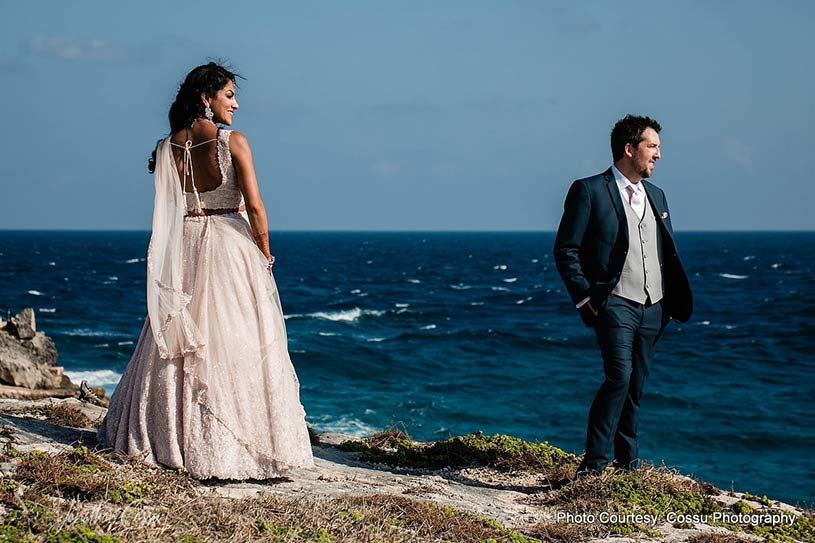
[1,228,814,234]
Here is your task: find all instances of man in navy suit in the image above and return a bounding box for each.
[553,114,692,474]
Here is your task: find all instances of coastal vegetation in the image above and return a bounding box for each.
[337,430,577,472]
[0,402,811,542]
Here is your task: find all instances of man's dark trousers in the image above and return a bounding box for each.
[581,295,667,472]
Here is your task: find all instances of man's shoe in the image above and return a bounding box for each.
[575,461,604,479]
[612,459,641,472]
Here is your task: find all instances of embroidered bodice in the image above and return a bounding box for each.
[171,129,244,213]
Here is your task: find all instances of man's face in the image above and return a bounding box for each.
[628,127,661,180]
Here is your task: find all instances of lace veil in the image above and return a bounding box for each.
[146,137,205,359]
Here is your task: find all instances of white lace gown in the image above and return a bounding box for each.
[98,129,314,479]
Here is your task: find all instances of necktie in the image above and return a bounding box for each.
[626,185,645,219]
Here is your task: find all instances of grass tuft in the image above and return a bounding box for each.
[340,430,577,472]
[0,402,97,430]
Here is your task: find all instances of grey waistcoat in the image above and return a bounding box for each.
[611,193,664,304]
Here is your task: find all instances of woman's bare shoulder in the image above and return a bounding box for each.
[228,130,252,157]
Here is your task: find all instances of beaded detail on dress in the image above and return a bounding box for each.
[183,129,245,213]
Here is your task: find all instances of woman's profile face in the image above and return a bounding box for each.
[206,80,239,126]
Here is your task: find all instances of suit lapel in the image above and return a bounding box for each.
[604,169,627,241]
[642,182,663,218]
[643,181,676,242]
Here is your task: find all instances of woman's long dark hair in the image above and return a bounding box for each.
[148,62,240,173]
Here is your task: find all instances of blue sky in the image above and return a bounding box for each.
[1,1,813,230]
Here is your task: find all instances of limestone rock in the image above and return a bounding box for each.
[8,309,36,340]
[0,308,69,390]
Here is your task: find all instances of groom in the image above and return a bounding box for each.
[553,114,692,474]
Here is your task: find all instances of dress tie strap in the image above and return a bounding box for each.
[171,138,216,212]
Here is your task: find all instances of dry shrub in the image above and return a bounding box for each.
[687,532,757,543]
[42,403,95,429]
[23,492,536,543]
[14,447,196,505]
[532,520,603,543]
[0,402,98,429]
[4,445,541,542]
[535,463,714,509]
[526,464,721,540]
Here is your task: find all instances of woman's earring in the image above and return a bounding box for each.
[205,106,214,121]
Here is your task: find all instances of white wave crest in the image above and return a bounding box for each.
[125,258,142,264]
[420,324,437,330]
[318,332,339,337]
[719,273,748,280]
[308,308,385,322]
[64,369,122,386]
[493,264,507,270]
[407,279,421,284]
[394,303,410,308]
[117,341,134,346]
[27,290,43,296]
[48,262,56,266]
[38,308,56,313]
[63,328,113,337]
[309,415,378,438]
[491,286,510,292]
[366,337,386,342]
[503,277,518,283]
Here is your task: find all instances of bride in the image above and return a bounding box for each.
[98,62,314,479]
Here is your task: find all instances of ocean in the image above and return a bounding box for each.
[0,231,812,506]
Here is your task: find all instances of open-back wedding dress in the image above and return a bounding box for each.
[98,129,314,479]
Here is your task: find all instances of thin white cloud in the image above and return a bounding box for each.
[27,34,121,62]
[373,160,400,177]
[725,137,754,171]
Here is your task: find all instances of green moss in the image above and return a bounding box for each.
[439,505,459,517]
[501,529,541,542]
[0,524,31,543]
[336,440,370,453]
[749,513,815,543]
[255,520,290,536]
[43,526,120,543]
[299,527,334,542]
[104,480,147,505]
[337,508,363,521]
[731,500,753,514]
[343,431,574,472]
[742,492,774,507]
[600,472,719,519]
[479,517,503,530]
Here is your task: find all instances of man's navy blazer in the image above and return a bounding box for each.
[553,168,692,327]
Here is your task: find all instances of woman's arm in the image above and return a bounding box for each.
[230,131,272,261]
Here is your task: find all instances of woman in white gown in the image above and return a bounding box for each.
[98,63,314,479]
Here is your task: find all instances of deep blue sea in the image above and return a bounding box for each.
[0,231,812,506]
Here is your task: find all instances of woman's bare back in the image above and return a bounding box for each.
[169,122,223,193]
